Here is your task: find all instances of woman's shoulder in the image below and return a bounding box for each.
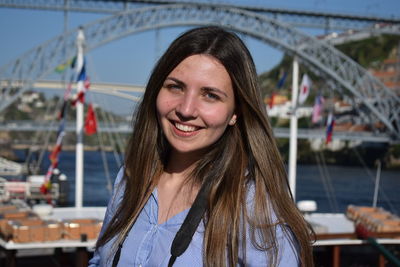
[243,180,300,266]
[115,166,125,186]
[244,179,279,223]
[107,166,126,212]
[114,166,126,192]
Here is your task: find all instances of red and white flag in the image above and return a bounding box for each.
[85,104,97,135]
[42,120,65,194]
[298,74,311,105]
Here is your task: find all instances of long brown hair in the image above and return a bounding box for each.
[97,26,314,266]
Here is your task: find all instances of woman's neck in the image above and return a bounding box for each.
[156,150,202,224]
[165,149,202,175]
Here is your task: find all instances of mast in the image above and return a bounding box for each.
[75,28,85,208]
[372,160,382,207]
[288,56,299,200]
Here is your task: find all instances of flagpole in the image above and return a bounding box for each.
[288,56,299,201]
[75,28,85,208]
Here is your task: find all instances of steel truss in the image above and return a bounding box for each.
[0,4,399,140]
[1,0,400,31]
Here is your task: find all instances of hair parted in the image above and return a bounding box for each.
[96,26,314,266]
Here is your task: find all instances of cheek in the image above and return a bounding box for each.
[156,95,170,117]
[156,90,179,117]
[202,108,232,128]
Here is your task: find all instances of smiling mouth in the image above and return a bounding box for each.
[174,122,200,132]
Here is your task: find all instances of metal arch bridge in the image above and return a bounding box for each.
[0,4,400,141]
[2,0,400,31]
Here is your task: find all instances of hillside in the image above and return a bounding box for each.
[335,34,400,68]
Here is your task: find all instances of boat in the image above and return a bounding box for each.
[0,172,67,205]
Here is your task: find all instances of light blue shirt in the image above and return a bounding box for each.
[89,168,299,267]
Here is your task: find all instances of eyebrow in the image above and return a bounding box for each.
[165,77,185,87]
[165,77,228,98]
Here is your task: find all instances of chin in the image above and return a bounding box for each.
[171,145,209,156]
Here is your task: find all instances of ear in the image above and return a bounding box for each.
[228,114,237,126]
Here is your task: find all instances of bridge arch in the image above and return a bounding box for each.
[0,3,399,140]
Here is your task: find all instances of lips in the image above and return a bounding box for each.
[175,122,199,132]
[170,120,202,137]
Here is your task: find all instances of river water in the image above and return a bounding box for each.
[14,150,400,215]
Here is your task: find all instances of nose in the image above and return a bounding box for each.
[175,92,198,120]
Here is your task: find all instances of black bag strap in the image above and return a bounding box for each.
[112,243,123,267]
[167,178,212,267]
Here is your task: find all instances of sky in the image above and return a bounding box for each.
[0,0,399,115]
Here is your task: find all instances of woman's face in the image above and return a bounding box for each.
[156,54,237,156]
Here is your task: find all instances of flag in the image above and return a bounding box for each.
[75,54,84,77]
[277,69,287,89]
[325,112,335,144]
[56,118,66,137]
[85,104,97,135]
[64,81,73,100]
[54,58,73,74]
[43,120,65,194]
[49,120,65,166]
[77,63,87,82]
[298,74,311,105]
[70,56,77,69]
[269,69,287,109]
[58,78,73,117]
[84,76,91,89]
[55,62,68,74]
[71,91,85,106]
[57,101,69,120]
[269,92,276,109]
[71,58,90,106]
[312,95,325,124]
[40,180,52,194]
[49,144,62,166]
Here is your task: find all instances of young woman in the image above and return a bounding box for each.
[89,26,314,267]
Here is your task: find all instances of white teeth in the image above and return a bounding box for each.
[175,122,197,132]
